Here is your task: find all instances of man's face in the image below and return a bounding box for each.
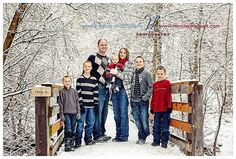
[98,39,108,54]
[156,69,166,81]
[135,57,144,70]
[63,77,71,89]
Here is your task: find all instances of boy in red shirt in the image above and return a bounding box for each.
[150,66,172,148]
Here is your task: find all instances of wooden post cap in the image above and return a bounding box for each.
[31,86,51,97]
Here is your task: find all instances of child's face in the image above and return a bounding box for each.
[156,69,166,81]
[119,49,127,60]
[63,77,71,89]
[112,55,119,64]
[135,57,144,70]
[83,62,92,74]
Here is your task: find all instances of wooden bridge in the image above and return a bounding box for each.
[31,80,203,156]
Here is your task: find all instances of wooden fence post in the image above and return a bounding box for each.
[35,97,50,155]
[191,84,204,155]
[32,83,64,156]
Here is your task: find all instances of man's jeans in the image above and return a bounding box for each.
[112,88,129,140]
[153,111,171,144]
[131,100,150,140]
[64,113,76,139]
[76,108,95,144]
[93,83,109,140]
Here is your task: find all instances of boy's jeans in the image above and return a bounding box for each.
[153,111,171,144]
[111,88,129,140]
[64,113,76,139]
[93,83,109,140]
[107,75,123,90]
[76,108,95,144]
[131,100,150,140]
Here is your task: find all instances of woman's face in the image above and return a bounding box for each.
[135,57,144,70]
[119,49,127,60]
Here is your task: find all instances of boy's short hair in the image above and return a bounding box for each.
[62,75,72,82]
[83,60,92,67]
[156,66,166,73]
[135,56,145,62]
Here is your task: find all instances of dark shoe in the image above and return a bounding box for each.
[136,139,146,145]
[95,136,106,142]
[161,143,167,148]
[74,143,81,149]
[103,135,112,141]
[151,142,160,146]
[85,140,96,145]
[95,135,111,143]
[64,138,72,152]
[112,137,128,142]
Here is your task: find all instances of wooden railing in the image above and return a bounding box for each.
[31,80,203,156]
[31,83,64,156]
[169,81,203,156]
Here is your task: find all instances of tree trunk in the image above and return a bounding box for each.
[213,4,231,156]
[3,3,28,64]
[191,5,203,80]
[152,4,162,81]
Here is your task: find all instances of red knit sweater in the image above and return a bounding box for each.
[105,63,123,79]
[151,79,172,112]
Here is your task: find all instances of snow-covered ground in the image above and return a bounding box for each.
[204,112,233,156]
[58,107,184,156]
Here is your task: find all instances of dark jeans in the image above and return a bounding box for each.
[76,108,95,144]
[112,88,129,140]
[107,75,123,90]
[131,100,150,140]
[93,83,109,140]
[64,113,76,139]
[153,111,171,144]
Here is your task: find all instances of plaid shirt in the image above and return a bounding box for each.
[116,61,135,100]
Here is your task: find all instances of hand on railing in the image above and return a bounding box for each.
[149,112,154,122]
[80,105,85,114]
[76,113,80,120]
[167,108,172,114]
[60,113,65,122]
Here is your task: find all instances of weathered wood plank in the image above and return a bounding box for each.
[32,86,51,97]
[171,84,193,94]
[41,83,63,97]
[169,134,192,152]
[49,119,63,137]
[48,104,60,118]
[170,81,198,94]
[170,118,192,133]
[171,81,198,86]
[172,102,192,113]
[50,131,64,156]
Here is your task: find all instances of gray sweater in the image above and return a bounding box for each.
[131,68,153,102]
[59,87,80,114]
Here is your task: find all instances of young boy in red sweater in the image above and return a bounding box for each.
[150,66,172,148]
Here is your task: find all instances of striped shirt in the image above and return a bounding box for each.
[88,53,111,85]
[76,75,98,109]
